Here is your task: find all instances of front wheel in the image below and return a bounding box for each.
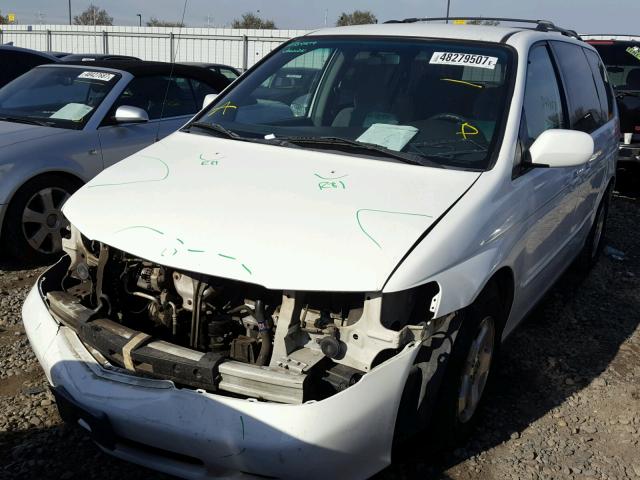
[456,315,496,424]
[2,175,80,264]
[428,286,501,447]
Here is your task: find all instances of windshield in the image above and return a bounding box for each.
[0,66,120,129]
[191,37,514,170]
[590,42,640,91]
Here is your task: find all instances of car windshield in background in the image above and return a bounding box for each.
[590,41,640,90]
[0,66,120,129]
[191,37,514,170]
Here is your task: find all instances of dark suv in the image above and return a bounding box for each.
[0,45,59,88]
[587,36,640,171]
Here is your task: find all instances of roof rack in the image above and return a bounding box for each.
[582,34,640,40]
[383,17,581,40]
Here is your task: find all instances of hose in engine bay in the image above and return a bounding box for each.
[254,299,272,366]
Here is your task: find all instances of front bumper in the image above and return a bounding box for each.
[22,283,421,480]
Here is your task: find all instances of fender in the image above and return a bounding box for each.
[0,131,100,205]
[383,168,518,319]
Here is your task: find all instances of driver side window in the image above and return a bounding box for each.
[522,44,564,147]
[515,44,565,176]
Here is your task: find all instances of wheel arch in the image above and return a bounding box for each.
[0,170,85,241]
[486,266,515,334]
[392,266,514,450]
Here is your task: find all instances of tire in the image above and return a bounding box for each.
[574,185,612,273]
[2,174,80,264]
[428,284,502,447]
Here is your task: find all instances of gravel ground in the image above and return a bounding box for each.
[1,192,639,480]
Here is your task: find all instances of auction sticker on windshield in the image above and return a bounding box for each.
[78,71,116,81]
[429,52,498,70]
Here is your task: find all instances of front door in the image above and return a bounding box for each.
[98,75,199,168]
[506,43,583,334]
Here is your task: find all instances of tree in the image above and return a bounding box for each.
[0,10,8,24]
[146,17,185,27]
[231,12,276,29]
[336,10,377,26]
[73,4,113,26]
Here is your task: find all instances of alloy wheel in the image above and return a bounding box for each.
[457,316,495,424]
[21,187,71,254]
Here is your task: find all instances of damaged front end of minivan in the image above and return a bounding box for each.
[43,225,441,406]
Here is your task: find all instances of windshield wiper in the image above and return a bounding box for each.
[275,136,441,168]
[186,126,443,167]
[0,115,53,127]
[186,121,242,139]
[185,122,299,148]
[412,138,488,149]
[424,149,489,158]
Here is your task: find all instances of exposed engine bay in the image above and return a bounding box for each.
[42,226,436,404]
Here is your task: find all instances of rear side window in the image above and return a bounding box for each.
[521,44,564,148]
[583,48,615,121]
[551,41,605,133]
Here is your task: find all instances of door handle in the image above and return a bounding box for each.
[88,149,98,155]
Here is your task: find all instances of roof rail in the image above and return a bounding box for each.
[383,17,582,40]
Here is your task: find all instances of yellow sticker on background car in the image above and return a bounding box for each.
[626,46,640,62]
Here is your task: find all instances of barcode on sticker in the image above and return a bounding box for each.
[429,52,498,70]
[78,71,115,81]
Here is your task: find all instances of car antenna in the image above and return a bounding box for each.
[156,0,189,141]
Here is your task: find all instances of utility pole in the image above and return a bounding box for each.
[68,0,71,25]
[137,13,142,26]
[445,0,451,23]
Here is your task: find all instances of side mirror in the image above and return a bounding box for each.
[202,93,218,109]
[529,129,594,168]
[114,105,149,124]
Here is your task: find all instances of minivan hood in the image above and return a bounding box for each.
[63,132,480,292]
[0,121,65,149]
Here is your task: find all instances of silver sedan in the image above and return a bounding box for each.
[0,61,229,262]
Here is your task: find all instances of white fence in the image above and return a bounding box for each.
[0,25,310,69]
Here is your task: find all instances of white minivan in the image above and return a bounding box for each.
[23,19,618,480]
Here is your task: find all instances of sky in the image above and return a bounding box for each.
[3,0,639,33]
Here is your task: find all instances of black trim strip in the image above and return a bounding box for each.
[500,30,521,43]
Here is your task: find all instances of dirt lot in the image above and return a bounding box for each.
[1,192,639,480]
